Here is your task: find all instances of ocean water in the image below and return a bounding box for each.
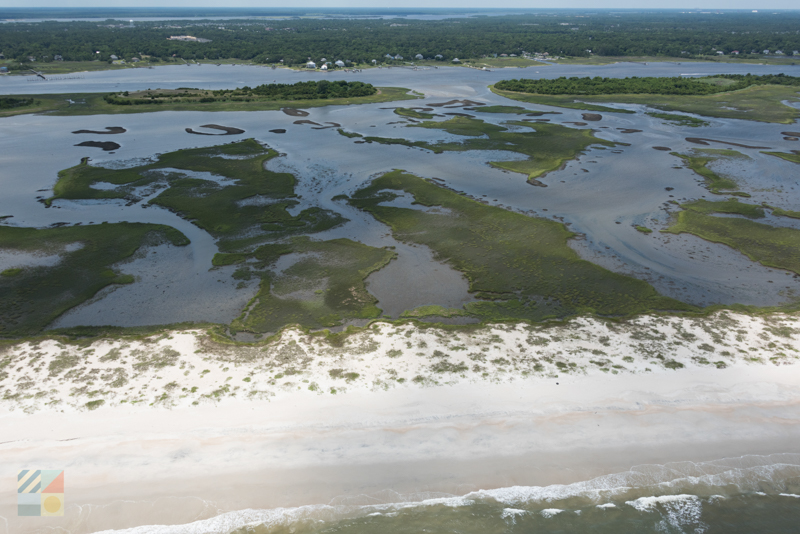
[99,454,800,534]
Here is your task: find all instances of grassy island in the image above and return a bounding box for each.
[49,139,346,251]
[350,170,690,322]
[0,84,419,117]
[492,75,800,123]
[361,116,619,184]
[673,149,751,196]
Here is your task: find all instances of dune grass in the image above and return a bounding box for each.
[492,84,800,123]
[664,210,800,275]
[349,170,690,322]
[361,116,619,183]
[0,87,419,118]
[0,223,189,336]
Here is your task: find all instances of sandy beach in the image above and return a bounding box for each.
[1,312,799,533]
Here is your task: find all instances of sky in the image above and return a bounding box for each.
[1,1,798,9]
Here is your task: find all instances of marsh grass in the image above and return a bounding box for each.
[394,107,435,119]
[664,210,800,275]
[645,112,709,127]
[673,149,749,195]
[231,237,395,334]
[363,117,619,182]
[350,170,690,322]
[762,151,800,164]
[492,84,800,123]
[0,87,420,118]
[0,223,189,336]
[49,139,345,250]
[680,198,766,218]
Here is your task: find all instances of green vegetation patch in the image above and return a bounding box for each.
[49,139,345,250]
[231,237,395,333]
[350,170,689,322]
[635,226,653,234]
[472,105,560,115]
[767,206,800,220]
[762,151,800,164]
[0,87,419,117]
[400,305,467,318]
[680,198,765,219]
[105,81,377,106]
[673,149,748,195]
[646,112,709,127]
[0,223,189,336]
[394,107,435,119]
[492,82,800,124]
[664,210,800,275]
[362,116,619,183]
[495,74,800,96]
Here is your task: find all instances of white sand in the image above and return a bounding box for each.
[1,312,799,533]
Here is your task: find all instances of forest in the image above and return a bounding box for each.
[1,10,799,66]
[494,74,800,96]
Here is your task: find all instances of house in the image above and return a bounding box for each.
[335,60,345,67]
[54,54,63,61]
[131,57,140,62]
[434,54,443,59]
[110,55,119,60]
[500,53,508,57]
[763,49,770,54]
[775,50,784,55]
[0,53,6,59]
[394,55,403,60]
[452,58,461,63]
[415,54,423,60]
[321,64,328,70]
[731,50,740,55]
[510,54,517,57]
[306,61,316,68]
[716,51,724,55]
[794,51,800,56]
[0,66,8,73]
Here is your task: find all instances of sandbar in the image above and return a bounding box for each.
[685,137,770,149]
[185,124,245,135]
[73,141,120,151]
[71,127,126,135]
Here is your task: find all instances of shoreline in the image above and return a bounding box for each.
[2,364,799,533]
[1,312,800,532]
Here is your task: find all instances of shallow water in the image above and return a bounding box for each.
[92,454,800,534]
[2,63,800,326]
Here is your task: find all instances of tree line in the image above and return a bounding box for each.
[103,80,377,105]
[1,11,799,66]
[495,74,800,96]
